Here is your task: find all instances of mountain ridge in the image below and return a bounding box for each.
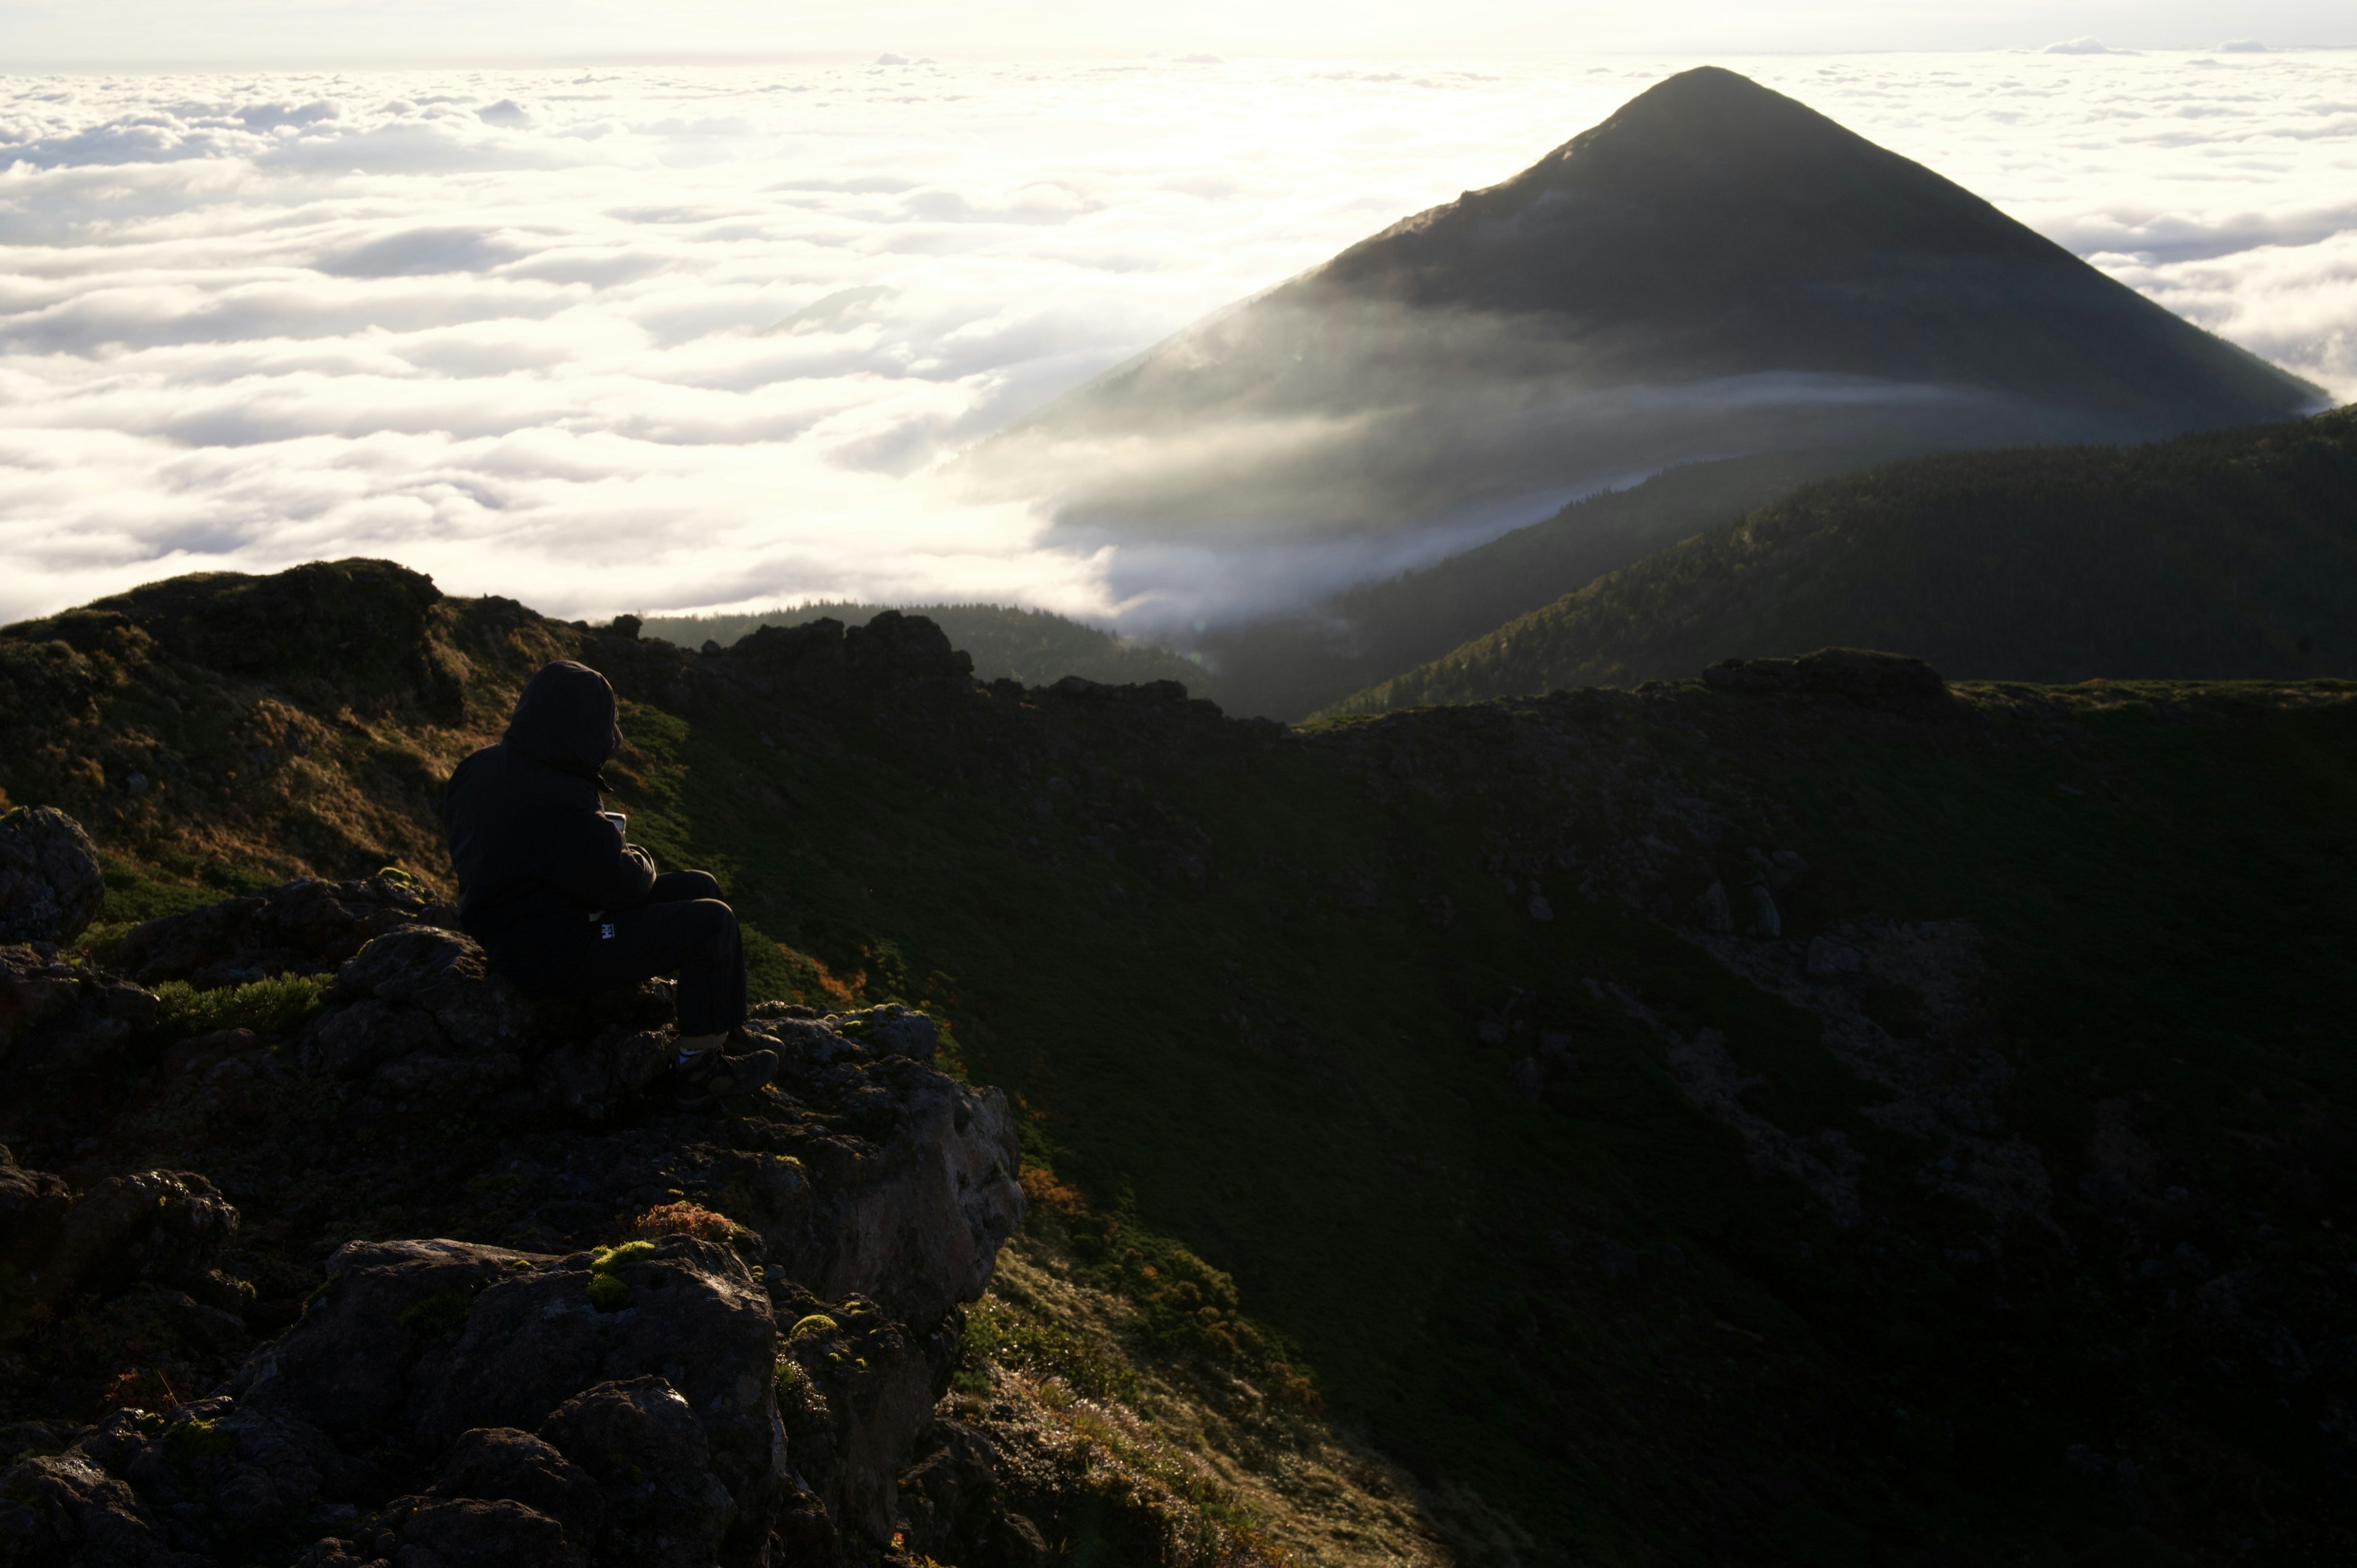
[1322,406,2357,716]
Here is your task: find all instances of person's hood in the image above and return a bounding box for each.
[503,660,622,779]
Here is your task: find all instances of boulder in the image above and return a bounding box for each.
[238,1238,544,1443]
[538,1378,733,1568]
[433,1428,602,1547]
[0,806,105,946]
[0,1450,197,1568]
[376,1496,582,1568]
[0,944,157,1079]
[295,929,533,1105]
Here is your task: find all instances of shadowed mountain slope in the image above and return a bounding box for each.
[969,66,2319,569]
[1325,408,2357,715]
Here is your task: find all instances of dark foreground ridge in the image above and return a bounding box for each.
[4,814,1037,1565]
[4,559,2355,1564]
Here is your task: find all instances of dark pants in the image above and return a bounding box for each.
[489,870,746,1037]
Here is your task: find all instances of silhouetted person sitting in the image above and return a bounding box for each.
[443,659,778,1108]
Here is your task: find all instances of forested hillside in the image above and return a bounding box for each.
[1199,449,1863,719]
[4,562,2352,1562]
[1329,408,2357,715]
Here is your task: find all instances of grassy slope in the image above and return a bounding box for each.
[643,603,1217,698]
[1324,409,2357,716]
[1199,449,1872,720]
[6,567,2353,1563]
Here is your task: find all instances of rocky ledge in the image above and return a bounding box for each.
[0,810,1031,1567]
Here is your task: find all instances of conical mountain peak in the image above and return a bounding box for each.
[972,69,2320,557]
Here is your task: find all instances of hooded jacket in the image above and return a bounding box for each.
[443,660,656,944]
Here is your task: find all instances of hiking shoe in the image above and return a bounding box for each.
[724,1024,783,1056]
[665,1047,778,1108]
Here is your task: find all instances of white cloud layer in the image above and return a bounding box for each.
[0,49,2351,628]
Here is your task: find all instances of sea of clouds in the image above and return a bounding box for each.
[1,48,2351,628]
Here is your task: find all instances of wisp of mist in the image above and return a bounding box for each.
[1,48,2351,631]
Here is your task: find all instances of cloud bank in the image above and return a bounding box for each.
[0,50,2349,628]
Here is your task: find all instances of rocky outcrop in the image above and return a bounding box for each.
[752,1008,1025,1327]
[0,823,1030,1566]
[1701,647,1956,719]
[0,806,105,946]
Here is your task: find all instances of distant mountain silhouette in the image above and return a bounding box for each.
[1319,407,2357,715]
[967,67,2321,568]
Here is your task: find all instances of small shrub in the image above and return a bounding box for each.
[153,973,328,1041]
[584,1273,630,1313]
[624,1202,753,1252]
[786,1313,838,1341]
[1018,1167,1089,1221]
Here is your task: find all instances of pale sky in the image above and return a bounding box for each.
[0,2,2351,65]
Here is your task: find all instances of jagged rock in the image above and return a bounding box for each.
[0,806,105,946]
[539,1378,733,1568]
[862,1007,939,1062]
[73,1399,376,1565]
[1692,881,1734,933]
[897,1423,1047,1568]
[754,1019,1025,1327]
[241,1235,784,1560]
[1,1161,243,1334]
[0,944,158,1078]
[776,1296,937,1543]
[41,1170,242,1316]
[0,1450,196,1568]
[114,873,451,990]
